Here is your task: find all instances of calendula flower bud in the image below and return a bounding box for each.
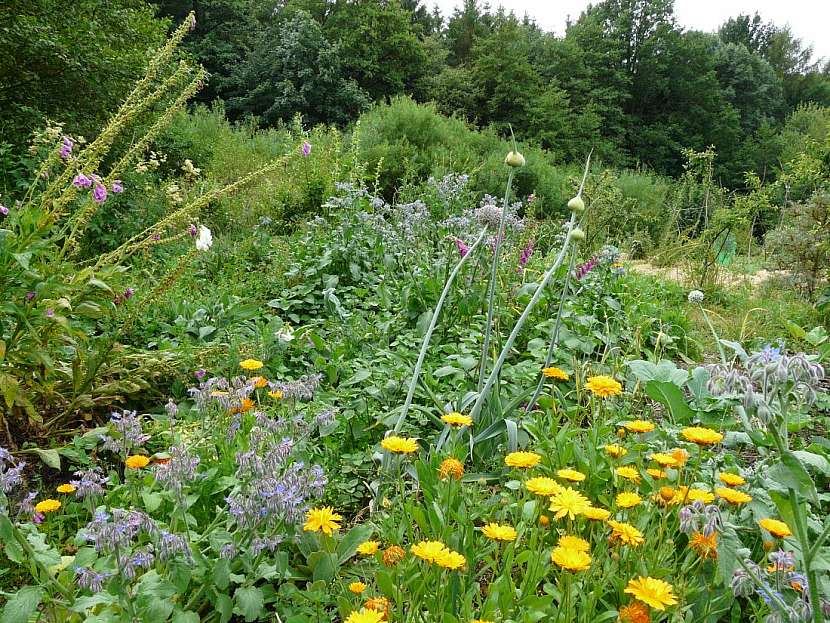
[569,228,585,242]
[505,151,525,167]
[567,195,585,212]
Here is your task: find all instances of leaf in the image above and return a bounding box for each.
[0,515,23,563]
[767,451,818,505]
[87,278,113,293]
[215,594,233,623]
[415,310,433,337]
[233,586,264,622]
[336,524,373,564]
[687,367,712,404]
[172,611,200,623]
[141,491,162,512]
[342,368,371,386]
[33,448,61,469]
[0,373,19,409]
[307,551,337,582]
[717,527,740,585]
[792,450,830,476]
[1,586,43,623]
[214,559,230,590]
[644,380,695,423]
[433,365,462,379]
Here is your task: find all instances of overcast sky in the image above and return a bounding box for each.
[429,0,830,62]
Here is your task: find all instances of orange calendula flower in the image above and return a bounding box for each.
[616,492,642,509]
[624,577,678,611]
[646,468,666,479]
[759,518,792,538]
[303,506,342,535]
[56,484,76,494]
[558,535,590,552]
[481,523,517,542]
[681,426,723,445]
[582,506,611,521]
[615,466,641,483]
[34,499,61,514]
[670,448,689,466]
[718,472,746,487]
[249,376,268,388]
[382,545,405,567]
[585,375,623,397]
[624,420,655,433]
[618,601,651,623]
[689,532,718,559]
[557,468,586,482]
[230,397,255,414]
[716,487,752,505]
[539,515,551,526]
[542,366,570,381]
[380,436,418,454]
[349,581,367,594]
[504,451,541,469]
[551,546,591,571]
[439,457,464,480]
[650,453,679,467]
[364,597,390,619]
[357,541,380,555]
[608,520,645,547]
[605,444,628,458]
[549,487,591,520]
[441,412,472,427]
[239,358,264,371]
[125,455,150,469]
[526,476,564,497]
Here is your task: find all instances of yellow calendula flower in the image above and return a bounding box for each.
[349,581,367,594]
[411,540,449,564]
[650,453,679,467]
[558,535,590,552]
[441,412,472,427]
[605,444,628,458]
[125,455,150,469]
[34,499,61,514]
[382,545,405,567]
[616,491,642,509]
[504,451,541,469]
[303,506,342,535]
[268,389,284,399]
[716,487,752,505]
[548,487,591,520]
[345,609,385,623]
[674,487,715,505]
[481,523,517,542]
[436,550,466,570]
[759,518,792,538]
[582,506,611,521]
[471,620,495,623]
[56,484,76,494]
[239,358,264,371]
[551,545,591,571]
[584,375,623,397]
[718,472,746,487]
[670,448,689,466]
[646,468,666,479]
[689,532,718,559]
[557,468,586,482]
[439,457,464,480]
[542,366,570,381]
[608,520,645,547]
[249,376,268,388]
[357,541,380,555]
[624,577,678,611]
[526,476,564,497]
[624,420,655,433]
[615,466,641,483]
[681,426,723,445]
[380,436,419,454]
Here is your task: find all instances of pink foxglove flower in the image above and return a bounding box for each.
[301,141,311,157]
[73,173,92,188]
[92,182,107,204]
[111,180,124,193]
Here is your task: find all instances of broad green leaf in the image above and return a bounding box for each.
[1,586,43,623]
[792,450,830,476]
[342,368,371,386]
[216,593,233,623]
[233,586,264,622]
[717,527,740,584]
[33,448,61,469]
[336,524,373,564]
[644,380,695,423]
[172,611,200,623]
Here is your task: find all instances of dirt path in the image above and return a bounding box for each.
[627,260,789,290]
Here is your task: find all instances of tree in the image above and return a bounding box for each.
[227,11,369,126]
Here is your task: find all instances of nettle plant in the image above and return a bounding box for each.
[0,366,346,622]
[0,14,292,445]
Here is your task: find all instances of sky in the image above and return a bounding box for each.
[429,0,830,62]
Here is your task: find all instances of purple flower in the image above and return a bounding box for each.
[123,287,135,300]
[527,194,535,203]
[18,491,38,516]
[189,224,197,237]
[301,141,311,157]
[518,238,534,271]
[111,180,124,194]
[154,445,200,498]
[60,137,73,160]
[0,205,8,216]
[46,308,54,318]
[71,467,109,498]
[152,233,161,241]
[195,369,206,381]
[575,256,599,280]
[453,237,468,258]
[100,410,150,455]
[25,291,35,302]
[73,173,92,188]
[92,183,107,204]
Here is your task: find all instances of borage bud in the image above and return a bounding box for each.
[505,151,525,167]
[567,195,585,213]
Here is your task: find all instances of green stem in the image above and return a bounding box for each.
[393,228,488,432]
[12,525,73,600]
[478,169,515,392]
[698,304,727,365]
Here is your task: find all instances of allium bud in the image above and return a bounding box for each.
[569,228,585,242]
[504,151,525,167]
[567,195,585,212]
[688,290,704,304]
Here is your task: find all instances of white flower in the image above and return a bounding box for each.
[275,325,295,342]
[195,225,213,251]
[688,290,704,304]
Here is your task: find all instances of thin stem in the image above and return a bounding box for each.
[527,250,576,412]
[394,228,488,432]
[698,304,727,365]
[478,169,515,392]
